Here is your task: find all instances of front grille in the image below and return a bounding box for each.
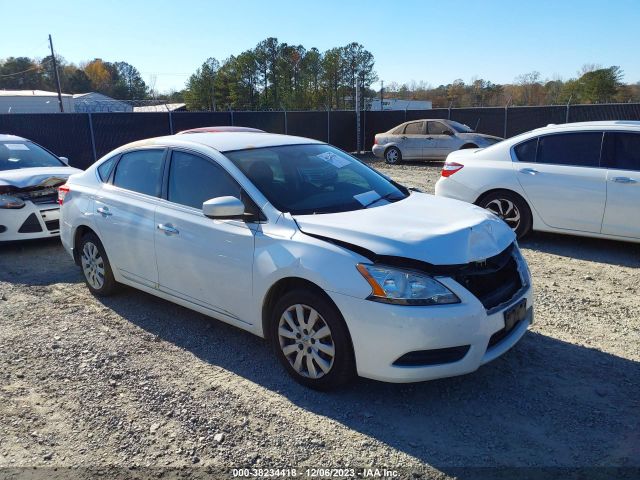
[15,187,59,205]
[30,193,58,205]
[18,213,43,233]
[454,246,523,311]
[45,220,60,231]
[393,345,470,367]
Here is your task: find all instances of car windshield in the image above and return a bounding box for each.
[225,144,408,215]
[0,141,65,171]
[448,121,474,133]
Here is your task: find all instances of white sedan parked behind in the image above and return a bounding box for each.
[60,132,532,389]
[436,121,640,242]
[0,134,81,241]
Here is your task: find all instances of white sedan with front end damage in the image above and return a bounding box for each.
[0,134,81,241]
[60,132,532,389]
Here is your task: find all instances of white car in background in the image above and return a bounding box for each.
[435,121,640,242]
[0,134,80,241]
[60,132,532,389]
[372,119,503,164]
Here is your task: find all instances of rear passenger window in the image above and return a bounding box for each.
[97,156,117,181]
[537,133,602,167]
[602,132,640,171]
[113,149,164,196]
[168,151,241,209]
[513,138,538,163]
[404,122,424,135]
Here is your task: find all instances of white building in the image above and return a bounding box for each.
[0,90,74,113]
[368,99,432,111]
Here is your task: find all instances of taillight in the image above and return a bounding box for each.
[373,136,378,145]
[58,185,70,205]
[441,162,464,177]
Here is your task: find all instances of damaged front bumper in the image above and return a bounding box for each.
[0,199,62,241]
[0,180,66,241]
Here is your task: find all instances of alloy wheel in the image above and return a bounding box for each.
[485,198,521,231]
[277,303,335,379]
[386,148,399,163]
[81,242,105,290]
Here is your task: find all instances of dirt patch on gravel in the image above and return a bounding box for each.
[1,158,639,478]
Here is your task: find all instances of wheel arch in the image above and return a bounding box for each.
[72,224,99,265]
[460,143,479,149]
[474,187,537,231]
[261,277,354,351]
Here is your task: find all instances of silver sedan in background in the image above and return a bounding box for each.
[372,119,503,164]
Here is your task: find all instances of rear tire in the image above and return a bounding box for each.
[270,289,355,390]
[477,190,532,239]
[384,146,402,165]
[78,232,119,296]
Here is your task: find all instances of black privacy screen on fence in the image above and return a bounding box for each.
[0,113,95,169]
[0,104,639,169]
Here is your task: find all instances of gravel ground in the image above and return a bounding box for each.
[1,157,639,479]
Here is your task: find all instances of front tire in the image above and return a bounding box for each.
[477,190,532,239]
[78,232,119,296]
[384,146,402,165]
[270,289,355,390]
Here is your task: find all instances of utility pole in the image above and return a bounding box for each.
[356,81,361,154]
[48,34,64,113]
[380,80,384,111]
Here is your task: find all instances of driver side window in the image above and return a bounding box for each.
[167,150,241,209]
[428,122,449,135]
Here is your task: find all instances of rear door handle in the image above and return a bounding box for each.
[96,206,112,217]
[400,136,407,140]
[613,176,637,184]
[519,168,539,175]
[426,137,434,140]
[157,223,179,235]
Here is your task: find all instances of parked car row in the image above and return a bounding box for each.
[2,120,637,390]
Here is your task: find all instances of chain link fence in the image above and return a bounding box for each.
[0,103,638,169]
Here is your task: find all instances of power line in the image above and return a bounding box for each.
[0,58,52,78]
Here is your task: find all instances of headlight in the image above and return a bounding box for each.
[356,264,460,306]
[0,195,25,209]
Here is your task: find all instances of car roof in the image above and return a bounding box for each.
[115,132,324,154]
[536,120,640,132]
[177,126,266,134]
[0,134,28,142]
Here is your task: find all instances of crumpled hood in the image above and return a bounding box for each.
[0,166,81,189]
[294,192,515,265]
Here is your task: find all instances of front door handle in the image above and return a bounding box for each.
[426,136,434,140]
[519,168,539,175]
[613,176,637,184]
[157,224,179,235]
[96,206,112,217]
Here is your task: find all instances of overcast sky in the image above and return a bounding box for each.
[1,0,638,92]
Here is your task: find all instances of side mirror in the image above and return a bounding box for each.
[59,156,69,165]
[202,196,245,219]
[443,130,454,136]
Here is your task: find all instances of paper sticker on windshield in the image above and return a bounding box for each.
[353,190,381,206]
[316,152,349,168]
[4,143,30,151]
